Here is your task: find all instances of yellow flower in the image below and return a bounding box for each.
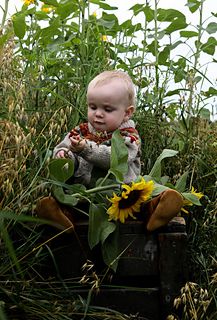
[41,5,54,13]
[181,186,204,214]
[107,177,154,223]
[101,35,108,42]
[23,0,35,5]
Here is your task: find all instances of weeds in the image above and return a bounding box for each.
[0,0,216,319]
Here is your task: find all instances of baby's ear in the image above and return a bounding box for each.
[125,105,135,120]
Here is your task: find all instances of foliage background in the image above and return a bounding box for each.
[0,0,216,319]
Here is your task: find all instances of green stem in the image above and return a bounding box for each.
[97,171,111,187]
[187,0,204,116]
[1,0,9,28]
[86,183,119,194]
[154,0,159,109]
[72,183,120,199]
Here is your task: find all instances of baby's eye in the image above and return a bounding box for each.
[89,105,97,110]
[105,107,114,112]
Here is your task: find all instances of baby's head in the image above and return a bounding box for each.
[87,70,136,132]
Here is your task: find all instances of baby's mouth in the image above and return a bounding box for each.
[94,121,104,125]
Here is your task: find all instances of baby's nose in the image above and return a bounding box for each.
[95,109,103,117]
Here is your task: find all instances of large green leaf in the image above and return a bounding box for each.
[157,9,185,21]
[88,203,116,249]
[165,17,187,34]
[101,225,119,272]
[186,0,201,13]
[143,175,170,196]
[49,158,74,183]
[203,87,217,97]
[175,171,189,193]
[182,192,202,206]
[201,37,217,55]
[56,1,78,19]
[129,4,145,16]
[52,186,79,207]
[109,130,128,182]
[206,22,217,34]
[158,46,170,65]
[199,108,210,120]
[180,30,198,38]
[12,13,26,39]
[149,149,178,181]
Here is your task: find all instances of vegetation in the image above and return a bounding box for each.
[0,0,216,319]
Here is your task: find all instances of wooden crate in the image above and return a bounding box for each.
[40,217,188,320]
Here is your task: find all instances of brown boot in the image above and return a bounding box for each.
[35,196,74,233]
[146,190,184,231]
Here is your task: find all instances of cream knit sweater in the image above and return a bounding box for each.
[53,120,141,186]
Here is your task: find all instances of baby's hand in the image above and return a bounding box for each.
[70,135,86,152]
[56,150,66,158]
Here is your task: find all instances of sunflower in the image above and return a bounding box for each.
[181,186,204,214]
[41,5,54,13]
[107,177,154,223]
[23,0,35,5]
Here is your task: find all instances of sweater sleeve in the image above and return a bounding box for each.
[53,133,72,158]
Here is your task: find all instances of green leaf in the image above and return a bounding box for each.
[49,158,74,182]
[182,192,202,206]
[166,89,182,96]
[143,5,154,22]
[180,30,198,38]
[158,46,170,65]
[43,0,59,6]
[98,3,118,10]
[52,186,79,207]
[98,18,115,29]
[206,22,217,34]
[201,37,217,55]
[165,17,187,34]
[129,4,145,16]
[12,14,26,39]
[203,86,217,97]
[147,40,158,56]
[157,9,185,21]
[88,203,105,249]
[101,221,116,244]
[88,203,116,249]
[143,176,170,196]
[149,149,178,180]
[186,0,201,13]
[199,108,210,121]
[175,171,189,193]
[101,225,119,272]
[174,68,186,83]
[109,130,128,182]
[55,1,78,19]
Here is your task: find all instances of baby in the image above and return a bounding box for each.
[36,70,183,232]
[53,70,141,186]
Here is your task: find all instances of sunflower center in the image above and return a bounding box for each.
[119,190,141,209]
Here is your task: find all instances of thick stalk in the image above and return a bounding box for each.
[1,0,9,28]
[73,183,120,199]
[187,0,204,116]
[154,0,159,109]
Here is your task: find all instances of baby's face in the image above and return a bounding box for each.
[87,79,134,132]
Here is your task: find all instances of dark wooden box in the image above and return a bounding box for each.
[40,217,188,320]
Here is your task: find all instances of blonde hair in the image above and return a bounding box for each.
[88,70,136,107]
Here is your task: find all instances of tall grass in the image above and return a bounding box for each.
[0,0,216,318]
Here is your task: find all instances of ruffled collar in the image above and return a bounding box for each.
[88,120,135,135]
